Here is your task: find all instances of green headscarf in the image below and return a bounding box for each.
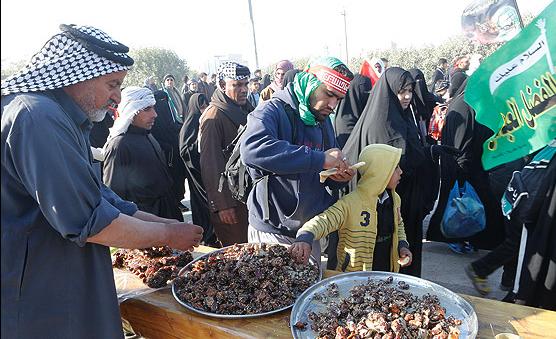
[293,56,347,126]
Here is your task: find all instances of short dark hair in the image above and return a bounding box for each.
[380,57,389,63]
[453,55,468,66]
[333,64,354,81]
[254,69,262,73]
[200,72,207,77]
[438,58,448,66]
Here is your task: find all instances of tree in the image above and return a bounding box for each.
[124,47,190,90]
[349,34,502,86]
[1,59,28,81]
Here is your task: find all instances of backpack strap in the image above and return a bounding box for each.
[256,98,299,222]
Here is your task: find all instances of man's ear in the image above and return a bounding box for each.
[218,79,226,91]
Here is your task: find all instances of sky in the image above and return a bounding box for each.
[1,0,552,73]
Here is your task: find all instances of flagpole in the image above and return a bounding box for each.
[247,0,260,69]
[512,0,525,29]
[341,9,349,64]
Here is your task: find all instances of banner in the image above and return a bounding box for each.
[462,0,522,44]
[465,1,556,170]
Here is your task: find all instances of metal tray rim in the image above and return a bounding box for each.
[171,243,322,319]
[290,271,478,338]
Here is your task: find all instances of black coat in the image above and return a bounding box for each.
[103,125,183,220]
[179,93,213,241]
[426,81,505,249]
[429,68,447,92]
[511,145,556,309]
[151,90,188,203]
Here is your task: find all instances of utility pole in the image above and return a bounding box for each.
[248,0,260,68]
[341,9,349,64]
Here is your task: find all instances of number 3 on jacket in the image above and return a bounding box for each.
[360,211,371,227]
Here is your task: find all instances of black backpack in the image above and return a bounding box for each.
[218,100,298,204]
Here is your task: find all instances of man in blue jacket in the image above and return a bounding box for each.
[240,57,355,262]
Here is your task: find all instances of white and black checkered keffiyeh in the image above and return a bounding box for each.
[1,24,134,96]
[217,61,250,81]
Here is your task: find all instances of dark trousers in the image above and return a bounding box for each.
[471,216,521,285]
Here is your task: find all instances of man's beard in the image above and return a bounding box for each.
[88,108,108,122]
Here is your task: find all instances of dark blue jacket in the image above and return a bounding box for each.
[240,85,345,237]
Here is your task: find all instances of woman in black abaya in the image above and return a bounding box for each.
[334,74,372,148]
[179,93,217,245]
[408,68,437,125]
[343,67,458,277]
[426,79,506,251]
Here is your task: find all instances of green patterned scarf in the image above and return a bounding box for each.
[292,57,348,126]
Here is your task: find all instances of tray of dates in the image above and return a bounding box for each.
[290,271,477,339]
[172,243,321,318]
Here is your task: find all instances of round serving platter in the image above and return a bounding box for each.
[290,271,478,338]
[172,243,322,319]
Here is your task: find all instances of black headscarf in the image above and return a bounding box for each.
[343,67,424,172]
[334,74,372,148]
[448,70,468,98]
[408,68,437,121]
[282,69,300,88]
[261,74,271,89]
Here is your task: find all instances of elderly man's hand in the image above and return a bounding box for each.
[166,223,204,252]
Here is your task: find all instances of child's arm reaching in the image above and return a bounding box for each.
[289,242,312,264]
[398,246,413,267]
[288,199,349,264]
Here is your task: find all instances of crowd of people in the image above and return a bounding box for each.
[1,24,554,337]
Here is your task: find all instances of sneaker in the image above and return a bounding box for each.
[448,242,466,254]
[463,242,475,253]
[465,264,491,295]
[502,291,517,303]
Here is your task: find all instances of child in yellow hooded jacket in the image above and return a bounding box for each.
[289,144,412,272]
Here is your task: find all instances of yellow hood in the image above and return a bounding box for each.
[356,144,402,196]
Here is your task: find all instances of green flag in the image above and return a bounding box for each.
[465,1,556,170]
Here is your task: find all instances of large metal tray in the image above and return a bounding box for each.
[290,271,478,338]
[172,243,322,319]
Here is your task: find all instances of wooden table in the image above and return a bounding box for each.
[118,246,556,338]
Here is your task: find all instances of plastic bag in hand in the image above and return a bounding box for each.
[441,181,486,238]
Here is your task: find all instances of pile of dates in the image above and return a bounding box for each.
[308,276,462,339]
[174,243,319,315]
[113,246,193,288]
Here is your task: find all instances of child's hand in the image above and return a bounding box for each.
[398,247,413,267]
[288,242,312,264]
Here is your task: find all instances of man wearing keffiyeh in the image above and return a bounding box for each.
[199,61,254,247]
[1,25,203,338]
[240,56,355,263]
